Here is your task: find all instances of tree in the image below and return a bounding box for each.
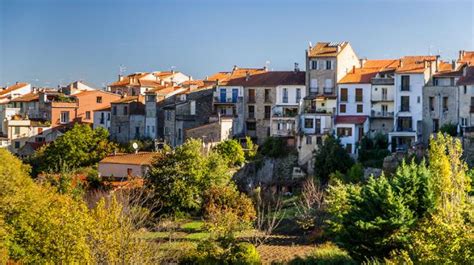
[147,139,232,216]
[358,134,390,168]
[244,136,258,161]
[326,160,434,261]
[314,135,354,184]
[260,137,287,158]
[29,124,116,174]
[215,139,245,167]
[439,122,457,137]
[202,185,256,240]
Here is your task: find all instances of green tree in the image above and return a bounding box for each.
[439,122,457,137]
[215,139,245,167]
[244,136,258,161]
[358,134,390,168]
[147,139,231,215]
[29,124,116,174]
[314,135,354,184]
[326,160,434,260]
[260,137,287,158]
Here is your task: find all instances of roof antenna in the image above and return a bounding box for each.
[119,65,127,75]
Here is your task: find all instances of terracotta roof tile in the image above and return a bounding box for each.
[0,82,29,96]
[10,92,39,102]
[339,59,399,84]
[395,56,437,74]
[99,152,158,166]
[308,42,349,58]
[224,71,305,87]
[111,96,141,104]
[458,51,474,65]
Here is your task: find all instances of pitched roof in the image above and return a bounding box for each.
[335,115,368,125]
[433,61,462,77]
[0,82,29,96]
[10,92,39,102]
[458,66,474,85]
[339,60,399,84]
[94,106,111,112]
[458,51,474,65]
[99,152,158,166]
[395,56,437,74]
[111,96,141,104]
[224,71,305,87]
[308,42,349,58]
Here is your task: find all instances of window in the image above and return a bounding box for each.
[178,128,182,140]
[401,96,410,111]
[464,86,467,94]
[316,136,322,145]
[14,141,20,149]
[38,128,43,135]
[296,88,301,102]
[96,96,102,103]
[190,100,196,115]
[232,88,238,103]
[283,88,288,103]
[310,79,318,92]
[118,126,121,133]
[100,112,105,124]
[315,118,321,134]
[326,60,332,70]
[432,119,439,132]
[60,111,69,124]
[264,106,271,119]
[461,117,467,126]
[337,127,352,137]
[135,126,139,136]
[127,168,133,176]
[357,104,363,113]
[340,104,346,113]
[264,89,271,102]
[246,122,256,131]
[306,136,312,144]
[35,137,45,143]
[220,88,226,102]
[123,106,128,115]
[401,75,410,91]
[429,97,435,111]
[248,89,255,103]
[164,127,169,135]
[340,88,348,102]
[355,88,363,102]
[146,94,156,102]
[397,117,413,131]
[248,105,255,119]
[14,127,20,135]
[382,88,388,100]
[304,118,314,129]
[324,79,333,89]
[85,111,91,120]
[107,113,111,121]
[166,110,171,120]
[381,104,388,115]
[112,106,117,115]
[442,97,448,111]
[311,60,318,70]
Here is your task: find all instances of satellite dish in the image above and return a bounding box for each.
[132,142,139,153]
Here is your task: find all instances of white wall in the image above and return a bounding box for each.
[337,83,371,116]
[93,110,111,130]
[275,85,306,105]
[394,73,426,132]
[299,114,332,134]
[98,163,148,178]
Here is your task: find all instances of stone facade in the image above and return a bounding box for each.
[244,86,275,144]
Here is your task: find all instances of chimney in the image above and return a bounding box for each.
[15,81,19,85]
[399,59,403,68]
[435,55,440,72]
[205,76,209,81]
[245,71,250,81]
[233,65,238,72]
[359,58,367,67]
[119,75,124,81]
[294,62,300,73]
[263,66,268,72]
[352,65,356,74]
[452,60,457,70]
[423,60,428,68]
[336,46,341,53]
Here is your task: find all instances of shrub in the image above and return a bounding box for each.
[439,122,457,137]
[288,243,355,265]
[179,240,261,265]
[215,139,246,167]
[260,137,287,158]
[358,134,390,168]
[314,135,354,184]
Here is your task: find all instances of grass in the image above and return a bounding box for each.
[184,232,210,240]
[180,220,204,232]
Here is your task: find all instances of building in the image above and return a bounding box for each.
[93,106,112,130]
[298,42,360,171]
[185,117,233,149]
[60,81,96,95]
[0,82,32,135]
[369,67,397,135]
[98,152,157,179]
[162,87,214,147]
[6,117,51,155]
[457,51,474,131]
[109,96,146,143]
[212,66,268,138]
[389,56,439,151]
[108,71,190,96]
[422,60,462,143]
[336,59,399,154]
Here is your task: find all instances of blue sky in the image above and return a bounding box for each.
[0,0,473,88]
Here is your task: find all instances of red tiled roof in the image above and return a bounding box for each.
[0,82,29,96]
[100,152,158,166]
[224,71,305,87]
[10,92,39,102]
[335,115,367,125]
[308,42,349,58]
[396,56,437,74]
[458,51,474,65]
[111,95,142,104]
[339,59,399,84]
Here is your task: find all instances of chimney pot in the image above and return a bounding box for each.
[352,65,356,73]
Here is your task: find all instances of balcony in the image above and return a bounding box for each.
[304,107,333,114]
[371,110,394,118]
[396,127,414,132]
[214,96,240,104]
[371,95,393,102]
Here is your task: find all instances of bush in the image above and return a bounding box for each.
[215,139,246,167]
[314,136,354,184]
[358,134,390,168]
[179,240,261,265]
[260,137,287,158]
[288,243,355,265]
[439,122,457,137]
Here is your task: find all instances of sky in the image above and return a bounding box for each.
[0,0,473,88]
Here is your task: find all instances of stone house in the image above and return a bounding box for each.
[109,96,146,143]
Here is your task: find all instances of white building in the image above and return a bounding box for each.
[272,82,306,138]
[0,82,32,135]
[93,106,112,130]
[98,152,157,179]
[389,56,439,151]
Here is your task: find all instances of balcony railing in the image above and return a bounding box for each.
[371,77,394,85]
[396,127,414,132]
[214,96,239,103]
[304,107,333,114]
[371,110,394,117]
[372,95,393,102]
